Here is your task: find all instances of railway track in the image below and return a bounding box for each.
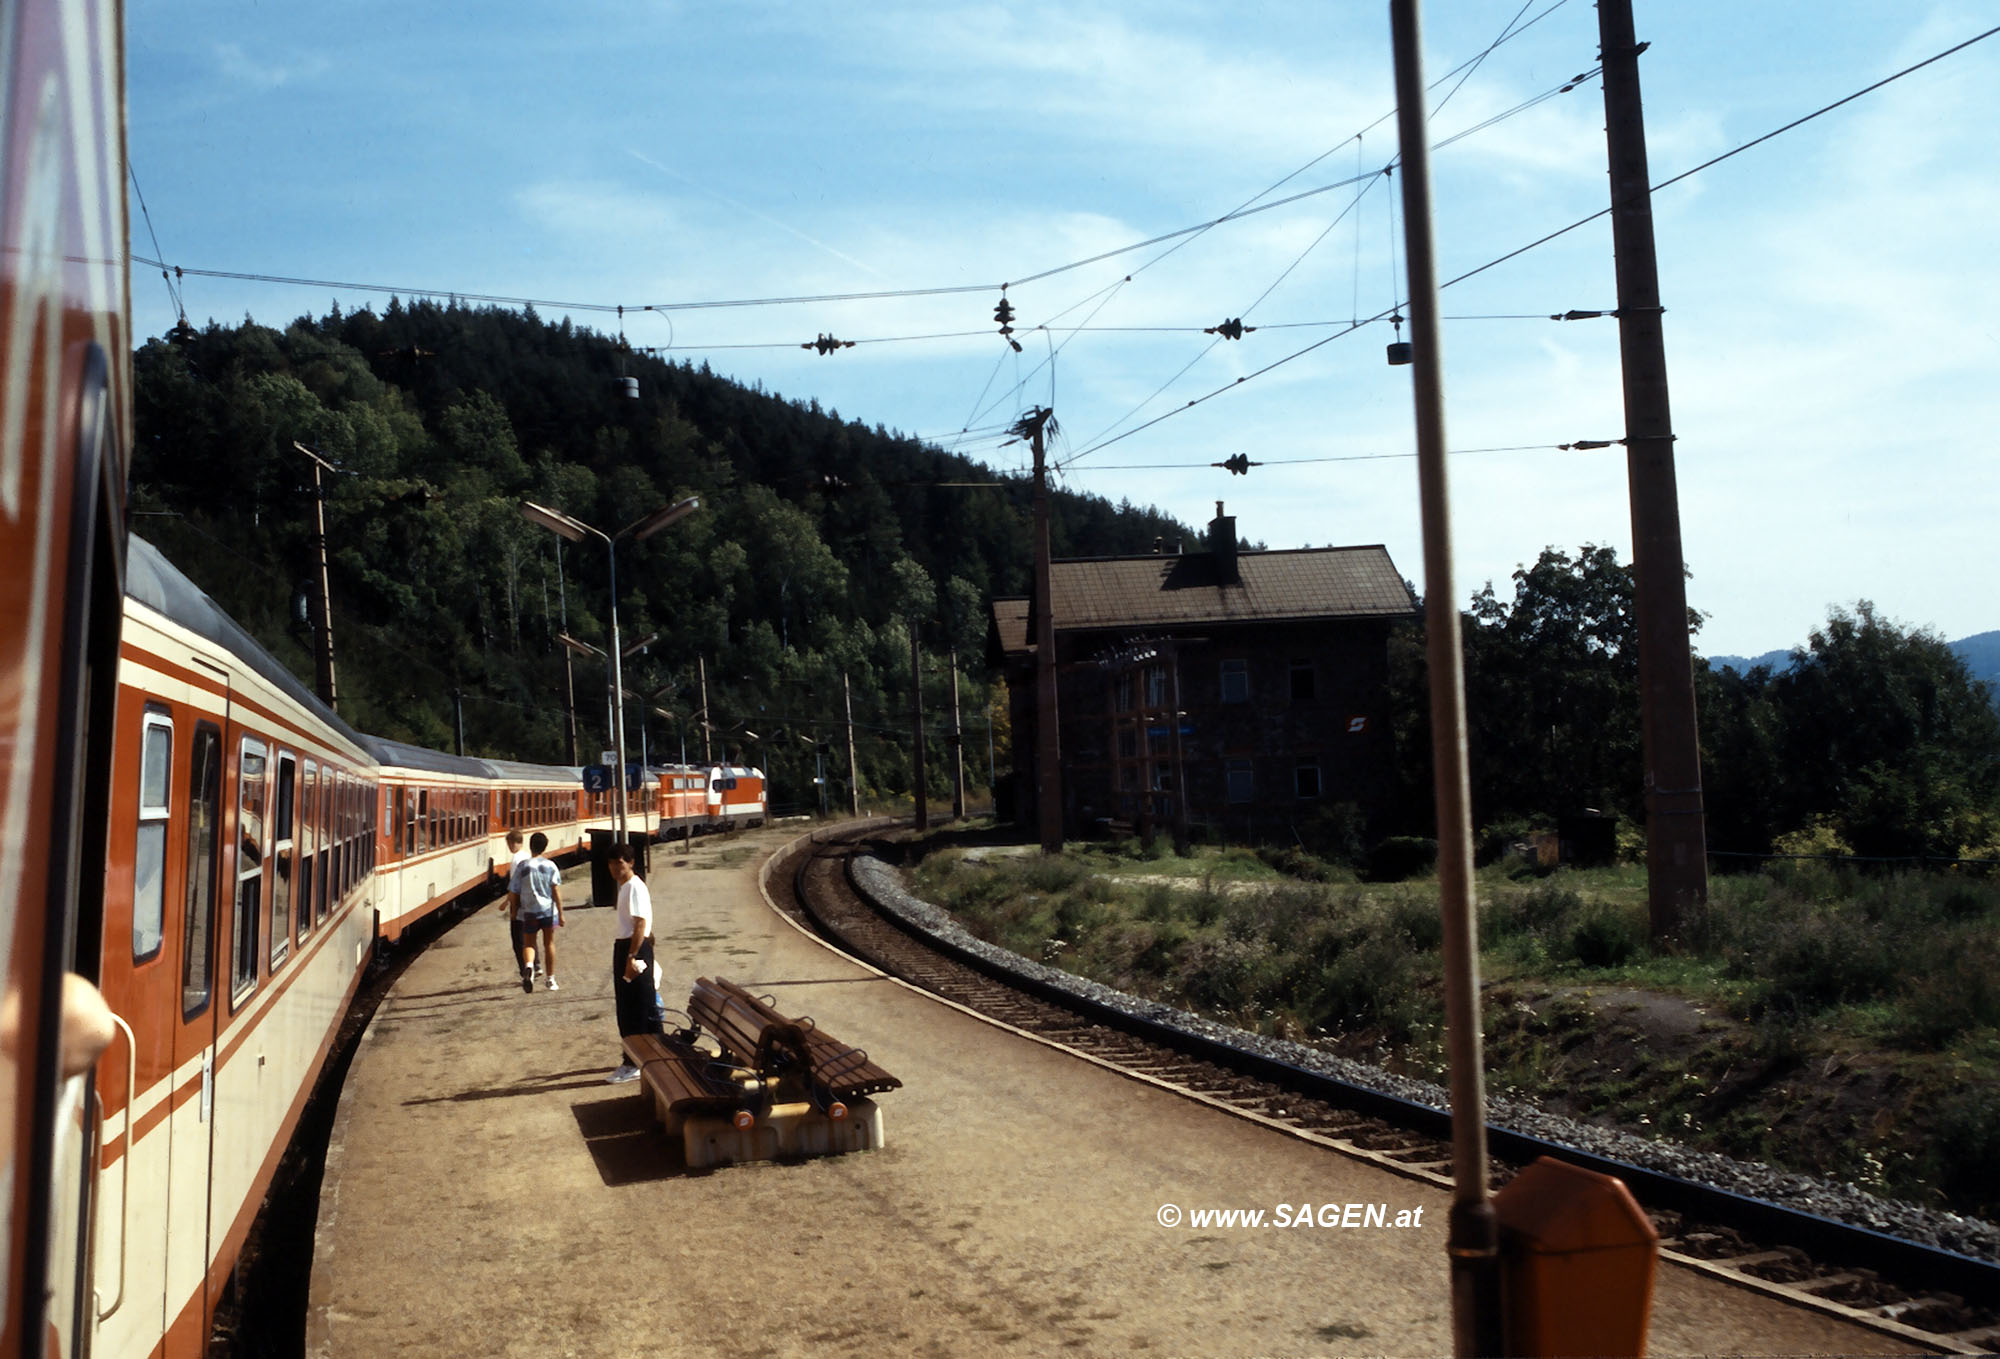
[777,823,2000,1353]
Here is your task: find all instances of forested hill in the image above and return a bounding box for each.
[130,302,1194,801]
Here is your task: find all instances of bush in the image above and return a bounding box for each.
[1476,817,1545,868]
[1308,934,1422,1040]
[1020,856,1088,895]
[1299,802,1368,866]
[1369,836,1438,882]
[1257,844,1349,884]
[1731,899,1897,1013]
[1388,895,1445,952]
[1930,1086,2000,1218]
[1897,929,2000,1047]
[1563,900,1647,968]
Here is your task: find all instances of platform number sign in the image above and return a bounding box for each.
[582,765,612,793]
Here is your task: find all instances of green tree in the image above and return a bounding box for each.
[1769,602,2000,858]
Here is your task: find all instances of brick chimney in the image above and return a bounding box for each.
[1210,501,1238,583]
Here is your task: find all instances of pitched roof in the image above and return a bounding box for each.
[990,545,1412,654]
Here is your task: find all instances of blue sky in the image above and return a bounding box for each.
[125,1,2000,658]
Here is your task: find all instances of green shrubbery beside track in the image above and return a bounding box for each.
[910,832,2000,1220]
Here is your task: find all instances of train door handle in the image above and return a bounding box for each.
[93,1012,136,1322]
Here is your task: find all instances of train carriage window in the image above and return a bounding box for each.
[339,777,354,896]
[415,787,429,854]
[345,775,356,900]
[134,709,174,962]
[232,737,268,1006]
[298,760,317,941]
[183,723,223,1019]
[271,752,296,968]
[315,764,332,923]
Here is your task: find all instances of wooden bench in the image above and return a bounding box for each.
[688,975,902,1102]
[620,1032,744,1134]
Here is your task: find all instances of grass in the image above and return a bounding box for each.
[907,832,2000,1220]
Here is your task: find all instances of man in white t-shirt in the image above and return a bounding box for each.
[605,845,664,1083]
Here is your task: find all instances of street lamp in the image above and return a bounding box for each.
[521,495,700,839]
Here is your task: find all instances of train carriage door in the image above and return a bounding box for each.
[164,700,226,1357]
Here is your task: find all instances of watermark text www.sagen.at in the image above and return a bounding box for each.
[1155,1202,1426,1229]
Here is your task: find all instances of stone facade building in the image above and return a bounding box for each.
[990,505,1416,844]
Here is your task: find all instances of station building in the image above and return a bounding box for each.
[990,503,1417,844]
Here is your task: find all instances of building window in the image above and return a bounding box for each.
[1144,664,1168,708]
[1290,660,1316,702]
[1113,672,1134,713]
[1117,726,1138,759]
[1295,764,1323,799]
[1220,659,1249,703]
[1226,759,1255,803]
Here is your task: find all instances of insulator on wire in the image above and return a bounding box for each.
[1204,318,1254,340]
[1213,453,1259,476]
[801,333,855,356]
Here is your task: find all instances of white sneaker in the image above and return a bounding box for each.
[545,976,560,992]
[606,1062,640,1084]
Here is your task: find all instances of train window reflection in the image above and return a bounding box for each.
[271,752,295,968]
[299,760,317,942]
[184,723,222,1019]
[134,709,173,961]
[233,736,267,1005]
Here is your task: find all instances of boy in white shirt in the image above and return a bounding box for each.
[604,845,664,1083]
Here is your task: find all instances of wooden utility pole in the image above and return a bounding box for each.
[698,656,712,764]
[290,442,339,712]
[843,671,861,816]
[949,645,966,821]
[909,620,928,831]
[1599,0,1708,939]
[1021,407,1062,853]
[555,541,579,764]
[1389,3,1500,1353]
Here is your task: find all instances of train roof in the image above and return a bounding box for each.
[127,536,375,757]
[129,538,590,787]
[356,735,577,784]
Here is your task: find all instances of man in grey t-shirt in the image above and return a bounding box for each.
[508,832,563,993]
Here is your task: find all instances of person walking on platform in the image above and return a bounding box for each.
[605,845,663,1083]
[511,832,563,993]
[500,829,529,976]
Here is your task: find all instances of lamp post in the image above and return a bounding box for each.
[521,496,699,840]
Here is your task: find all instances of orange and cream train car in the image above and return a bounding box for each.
[86,541,781,1357]
[3,0,134,1351]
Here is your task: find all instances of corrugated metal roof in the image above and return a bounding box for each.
[989,545,1412,654]
[1057,545,1410,630]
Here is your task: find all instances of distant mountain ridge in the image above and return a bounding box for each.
[1708,630,2000,694]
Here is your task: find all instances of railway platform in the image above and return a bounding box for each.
[307,824,1912,1357]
